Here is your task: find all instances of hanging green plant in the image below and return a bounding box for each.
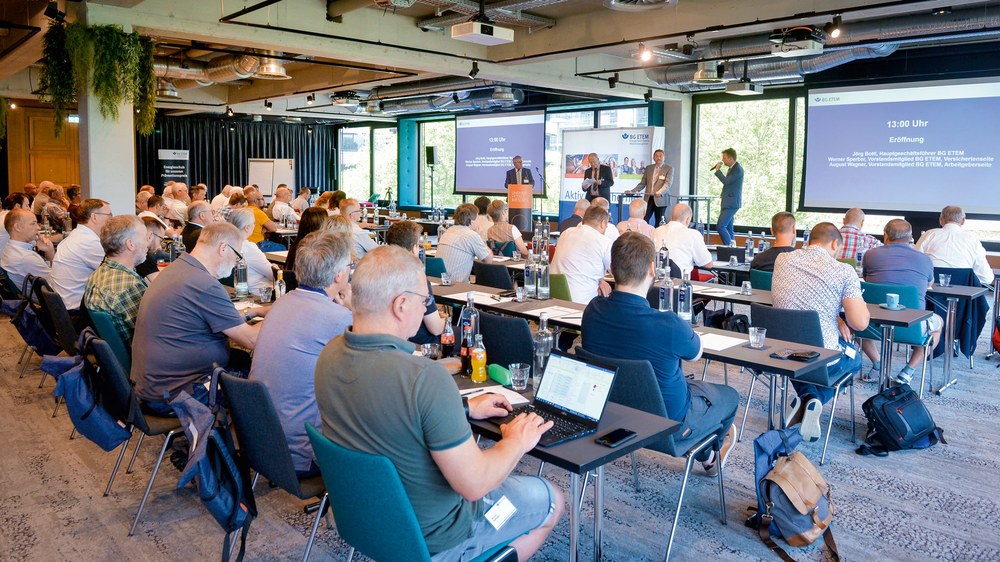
[65,21,92,93]
[38,21,74,137]
[89,24,138,120]
[0,96,9,141]
[134,37,157,136]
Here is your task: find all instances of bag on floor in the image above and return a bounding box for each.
[723,314,750,334]
[856,383,945,456]
[7,277,61,357]
[50,350,131,452]
[992,323,1000,355]
[747,428,839,562]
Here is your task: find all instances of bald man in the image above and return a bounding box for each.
[652,204,713,273]
[837,207,882,260]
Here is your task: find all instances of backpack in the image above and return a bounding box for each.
[747,428,839,561]
[992,323,1000,356]
[723,313,750,334]
[856,383,945,456]
[4,276,61,357]
[171,368,257,562]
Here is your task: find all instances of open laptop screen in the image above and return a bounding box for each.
[534,352,616,423]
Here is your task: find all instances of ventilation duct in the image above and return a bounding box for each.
[604,0,677,12]
[380,87,524,114]
[254,51,292,80]
[370,77,497,100]
[691,61,726,84]
[155,79,180,99]
[154,54,260,85]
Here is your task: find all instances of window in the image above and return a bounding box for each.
[421,120,461,208]
[373,128,398,201]
[543,111,595,215]
[339,127,371,201]
[598,107,648,128]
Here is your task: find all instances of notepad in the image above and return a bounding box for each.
[692,286,739,297]
[694,331,746,351]
[460,385,530,406]
[444,291,513,306]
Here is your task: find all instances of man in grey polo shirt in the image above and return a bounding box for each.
[315,245,563,561]
[132,222,266,415]
[436,203,493,283]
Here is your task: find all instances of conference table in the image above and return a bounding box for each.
[431,279,586,330]
[925,283,991,394]
[455,377,678,562]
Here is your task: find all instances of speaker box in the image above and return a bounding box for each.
[425,146,437,166]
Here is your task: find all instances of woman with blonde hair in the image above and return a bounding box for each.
[485,200,529,256]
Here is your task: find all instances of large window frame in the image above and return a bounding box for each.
[336,122,398,200]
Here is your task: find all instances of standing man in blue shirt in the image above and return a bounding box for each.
[712,147,744,246]
[581,231,737,474]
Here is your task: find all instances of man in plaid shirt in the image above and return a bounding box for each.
[83,216,150,344]
[836,207,882,260]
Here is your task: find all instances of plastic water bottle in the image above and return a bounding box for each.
[533,312,554,389]
[677,271,693,323]
[856,251,864,276]
[758,235,766,254]
[803,224,810,246]
[437,220,446,241]
[458,292,481,338]
[274,269,286,300]
[234,256,249,297]
[388,198,397,218]
[524,251,538,296]
[656,242,669,279]
[744,232,753,262]
[537,251,550,300]
[658,276,673,312]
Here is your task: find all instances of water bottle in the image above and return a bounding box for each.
[541,221,550,256]
[437,220,446,241]
[274,269,287,300]
[524,250,538,296]
[744,232,753,262]
[677,271,693,323]
[856,251,864,276]
[536,250,550,300]
[173,234,186,261]
[758,235,766,254]
[803,224,810,246]
[234,256,249,297]
[656,242,669,279]
[388,198,397,218]
[659,215,667,227]
[658,276,673,312]
[458,292,481,338]
[533,312,554,389]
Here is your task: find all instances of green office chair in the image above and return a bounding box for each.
[749,269,773,291]
[837,257,857,267]
[425,257,447,279]
[856,281,933,397]
[87,309,132,373]
[549,273,573,302]
[305,424,516,562]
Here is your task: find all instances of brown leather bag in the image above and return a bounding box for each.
[758,451,839,561]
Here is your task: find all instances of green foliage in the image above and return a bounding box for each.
[0,96,9,141]
[65,22,92,94]
[134,38,157,136]
[89,24,142,120]
[38,21,74,137]
[422,120,461,208]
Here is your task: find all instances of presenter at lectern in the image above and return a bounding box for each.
[582,152,614,202]
[504,155,535,189]
[713,147,744,246]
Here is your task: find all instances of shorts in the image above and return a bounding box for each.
[923,313,944,337]
[431,476,556,562]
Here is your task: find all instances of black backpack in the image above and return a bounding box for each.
[857,384,945,456]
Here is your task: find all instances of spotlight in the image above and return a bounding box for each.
[468,61,480,79]
[9,101,16,109]
[644,89,653,103]
[44,1,66,22]
[452,92,460,104]
[306,94,315,105]
[932,6,952,16]
[307,125,313,134]
[264,100,273,111]
[229,124,235,131]
[823,15,842,39]
[608,73,619,89]
[226,106,234,117]
[639,43,653,62]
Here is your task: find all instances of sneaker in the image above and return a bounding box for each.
[784,396,804,428]
[798,398,823,443]
[858,365,880,383]
[894,370,913,386]
[703,424,736,476]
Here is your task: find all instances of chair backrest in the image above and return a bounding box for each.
[425,257,447,279]
[836,257,856,267]
[472,262,514,290]
[86,333,137,425]
[749,269,773,291]
[27,275,58,341]
[0,267,21,300]
[88,309,132,373]
[489,240,515,257]
[716,246,745,264]
[857,281,924,344]
[305,423,432,562]
[282,269,299,292]
[932,266,977,287]
[480,311,533,368]
[218,373,303,497]
[549,273,572,301]
[39,284,79,356]
[749,303,824,348]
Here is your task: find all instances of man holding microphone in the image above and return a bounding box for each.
[712,148,744,246]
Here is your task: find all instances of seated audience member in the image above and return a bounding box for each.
[471,196,493,241]
[182,201,214,250]
[250,230,353,475]
[582,231,737,473]
[135,191,153,214]
[750,211,797,272]
[210,185,233,213]
[916,205,995,286]
[558,199,589,232]
[772,223,870,442]
[861,219,944,384]
[189,184,208,203]
[386,221,446,345]
[217,192,246,222]
[315,245,563,560]
[1,208,54,287]
[228,209,278,293]
[139,184,156,195]
[652,204,713,274]
[286,208,331,271]
[437,203,493,283]
[315,192,336,216]
[270,186,299,225]
[31,181,53,216]
[328,214,354,235]
[161,183,188,224]
[83,216,150,344]
[66,185,82,227]
[0,193,31,255]
[44,186,72,233]
[246,192,283,252]
[23,183,39,207]
[135,216,169,280]
[291,188,312,214]
[132,223,267,414]
[339,198,378,259]
[329,190,348,216]
[50,199,112,310]
[617,199,655,238]
[837,207,882,260]
[550,206,612,304]
[589,197,619,243]
[485,200,529,256]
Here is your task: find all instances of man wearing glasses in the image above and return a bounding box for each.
[339,198,378,259]
[50,199,112,311]
[133,222,268,415]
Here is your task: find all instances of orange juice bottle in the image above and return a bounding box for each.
[471,334,488,383]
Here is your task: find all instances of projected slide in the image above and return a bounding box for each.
[803,79,1000,215]
[455,111,545,195]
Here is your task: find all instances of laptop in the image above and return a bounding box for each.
[494,350,617,447]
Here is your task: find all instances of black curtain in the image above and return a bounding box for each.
[135,117,335,197]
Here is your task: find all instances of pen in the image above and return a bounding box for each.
[461,389,487,398]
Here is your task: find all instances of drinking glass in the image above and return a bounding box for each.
[728,256,738,266]
[749,327,767,349]
[422,343,442,360]
[512,251,521,261]
[741,281,753,295]
[509,363,530,391]
[515,286,526,302]
[258,287,273,303]
[938,273,951,287]
[440,272,452,286]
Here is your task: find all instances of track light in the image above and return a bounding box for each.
[452,92,460,104]
[608,73,619,89]
[307,125,313,134]
[225,106,234,117]
[9,101,16,109]
[932,6,952,16]
[644,89,653,103]
[639,43,653,62]
[306,94,315,105]
[229,124,235,132]
[264,100,273,111]
[824,15,842,39]
[468,61,480,79]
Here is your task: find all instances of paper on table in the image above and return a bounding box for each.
[460,385,530,406]
[492,256,511,262]
[233,301,261,311]
[692,286,739,297]
[521,305,581,319]
[444,291,513,306]
[694,331,746,351]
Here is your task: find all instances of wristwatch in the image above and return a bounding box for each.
[461,396,470,418]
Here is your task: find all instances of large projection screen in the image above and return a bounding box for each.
[455,111,546,195]
[802,78,1000,216]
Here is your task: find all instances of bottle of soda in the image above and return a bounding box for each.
[532,313,553,390]
[440,311,455,357]
[274,269,287,300]
[471,334,488,383]
[460,325,474,376]
[677,270,693,323]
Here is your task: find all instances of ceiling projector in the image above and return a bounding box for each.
[451,21,514,45]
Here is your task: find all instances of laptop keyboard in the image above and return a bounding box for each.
[507,405,591,441]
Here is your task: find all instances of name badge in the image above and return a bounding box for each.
[658,175,666,180]
[523,179,530,183]
[484,495,517,530]
[844,346,857,359]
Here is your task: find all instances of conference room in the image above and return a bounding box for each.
[2,0,1000,560]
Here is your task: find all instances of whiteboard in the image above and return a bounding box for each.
[247,158,295,197]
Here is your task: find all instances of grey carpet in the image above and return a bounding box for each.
[0,312,998,562]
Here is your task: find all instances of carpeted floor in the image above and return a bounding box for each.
[0,309,998,562]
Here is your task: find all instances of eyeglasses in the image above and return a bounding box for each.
[93,211,113,216]
[226,243,244,261]
[399,290,432,308]
[150,232,165,241]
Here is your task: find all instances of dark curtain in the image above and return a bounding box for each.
[135,117,335,197]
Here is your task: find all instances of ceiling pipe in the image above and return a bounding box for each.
[370,77,499,100]
[415,0,556,31]
[153,54,260,84]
